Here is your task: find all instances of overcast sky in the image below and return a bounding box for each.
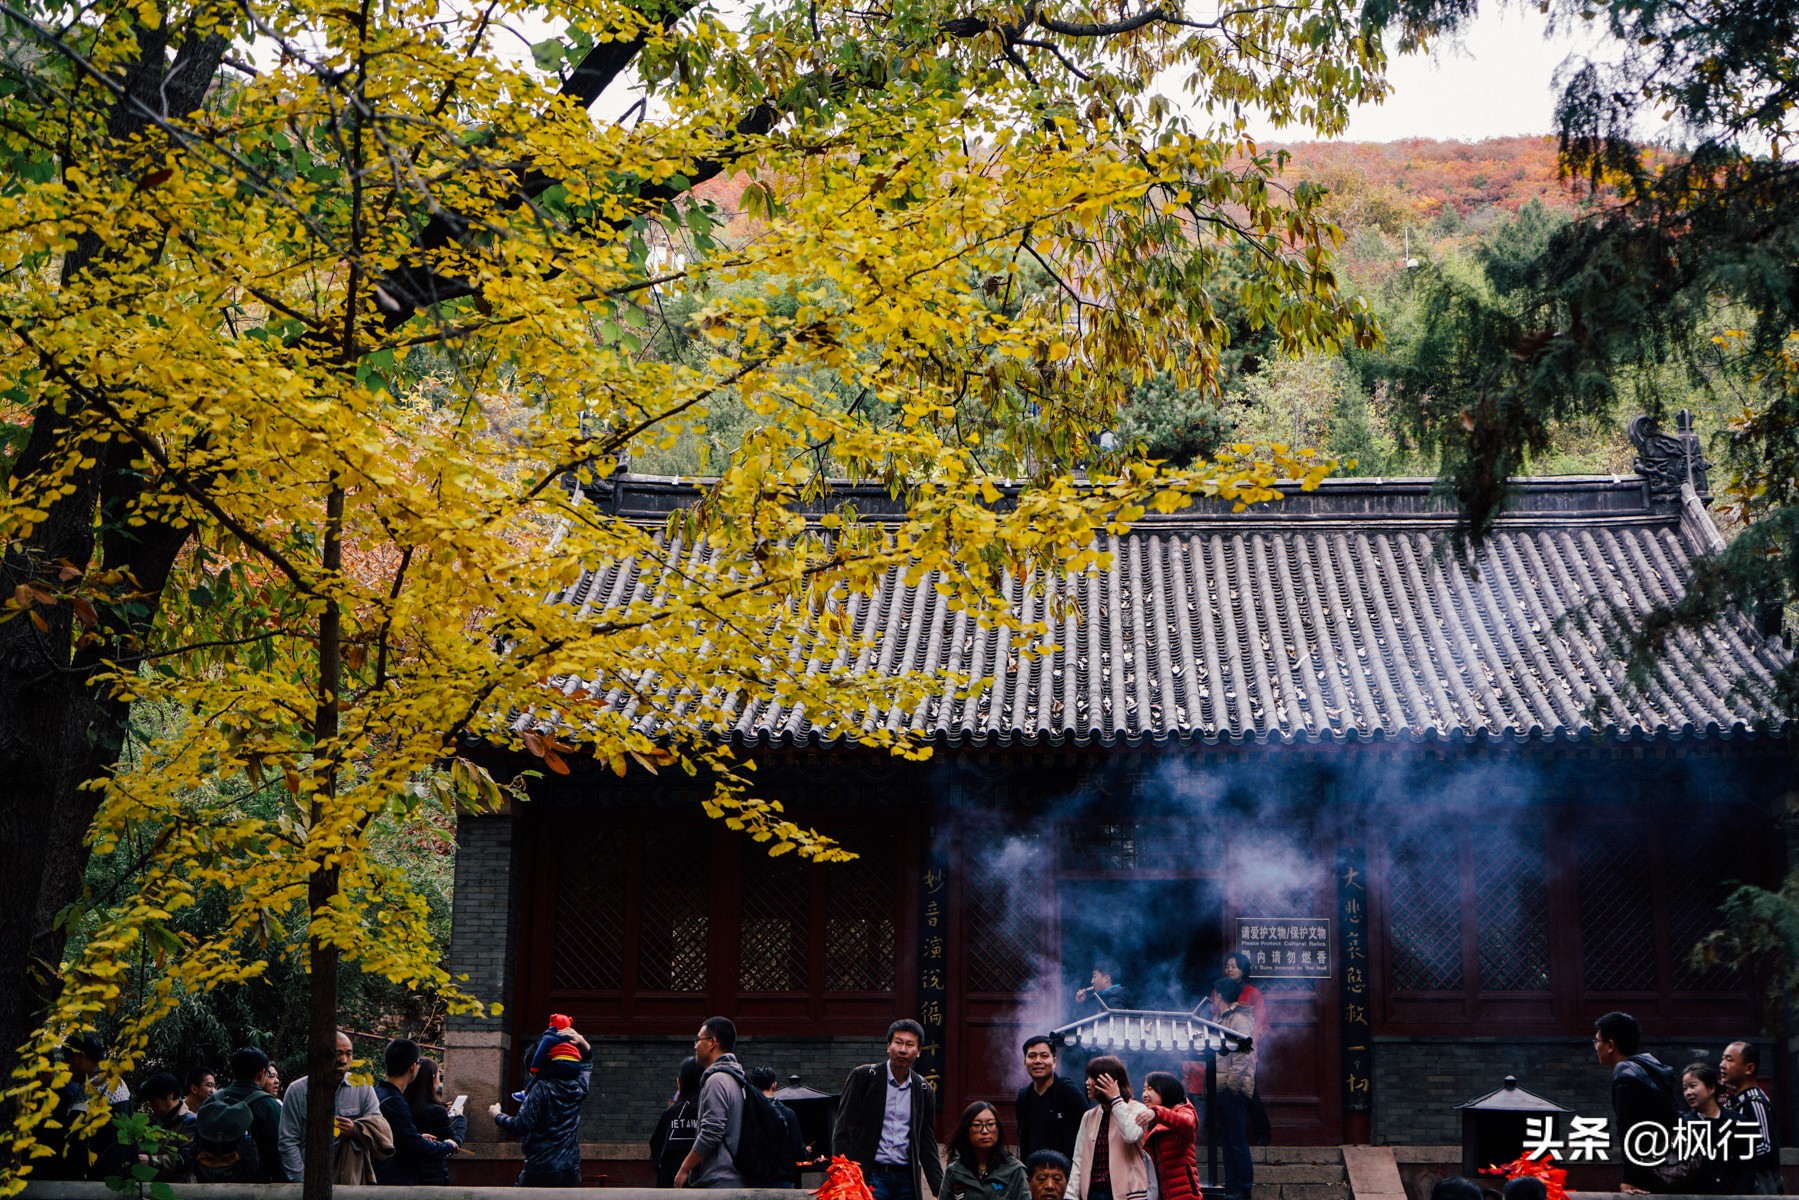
[1324,4,1611,143]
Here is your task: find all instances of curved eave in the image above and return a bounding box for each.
[560,717,1792,751]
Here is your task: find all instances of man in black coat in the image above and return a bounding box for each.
[1015,1036,1088,1159]
[1594,1011,1677,1194]
[833,1020,943,1200]
[374,1038,458,1185]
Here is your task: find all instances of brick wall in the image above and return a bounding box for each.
[446,814,521,1142]
[1372,1035,1737,1145]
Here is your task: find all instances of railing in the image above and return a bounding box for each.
[1050,1004,1253,1055]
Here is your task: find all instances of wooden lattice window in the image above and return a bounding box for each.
[639,830,708,992]
[1580,828,1658,991]
[1475,836,1550,991]
[967,876,1035,992]
[824,839,896,992]
[1669,834,1739,992]
[551,836,625,990]
[740,852,810,991]
[1388,837,1463,991]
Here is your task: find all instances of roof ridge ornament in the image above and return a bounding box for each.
[1629,410,1710,503]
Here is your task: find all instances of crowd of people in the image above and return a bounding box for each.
[632,966,1261,1200]
[37,1030,468,1186]
[33,996,1783,1196]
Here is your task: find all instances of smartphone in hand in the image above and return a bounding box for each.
[449,1095,468,1117]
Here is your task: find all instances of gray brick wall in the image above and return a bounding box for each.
[579,1035,891,1143]
[448,815,520,1034]
[1372,1035,1736,1145]
[446,815,523,1146]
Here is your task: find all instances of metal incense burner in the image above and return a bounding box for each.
[1051,1001,1254,1199]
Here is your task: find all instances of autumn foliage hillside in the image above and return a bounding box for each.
[1274,136,1578,229]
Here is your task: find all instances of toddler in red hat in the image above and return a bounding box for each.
[512,1013,576,1102]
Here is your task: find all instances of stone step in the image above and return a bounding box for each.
[1342,1145,1406,1200]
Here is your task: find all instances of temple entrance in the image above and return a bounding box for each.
[1057,877,1226,1013]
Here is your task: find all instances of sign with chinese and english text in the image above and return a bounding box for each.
[1236,916,1332,978]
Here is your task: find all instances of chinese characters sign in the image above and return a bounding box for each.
[917,836,947,1105]
[1335,849,1371,1113]
[1236,916,1332,977]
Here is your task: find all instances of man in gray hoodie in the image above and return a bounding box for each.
[675,1016,746,1188]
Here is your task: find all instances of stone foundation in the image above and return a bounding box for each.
[1372,1035,1741,1145]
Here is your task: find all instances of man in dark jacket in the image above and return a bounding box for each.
[375,1038,458,1185]
[1016,1036,1088,1159]
[1594,1011,1677,1193]
[834,1019,944,1200]
[490,1025,591,1186]
[215,1047,287,1182]
[751,1065,809,1187]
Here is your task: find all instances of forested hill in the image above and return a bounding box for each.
[696,137,1578,248]
[1273,136,1577,228]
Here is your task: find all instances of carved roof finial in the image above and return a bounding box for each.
[1629,410,1709,502]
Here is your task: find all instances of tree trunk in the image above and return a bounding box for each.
[301,872,341,1200]
[0,16,226,1118]
[0,616,127,1087]
[301,483,346,1200]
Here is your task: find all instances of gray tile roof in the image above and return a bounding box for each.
[548,474,1788,747]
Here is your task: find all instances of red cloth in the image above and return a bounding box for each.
[1144,1102,1201,1200]
[1238,984,1266,1036]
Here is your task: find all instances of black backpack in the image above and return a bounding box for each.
[701,1062,792,1187]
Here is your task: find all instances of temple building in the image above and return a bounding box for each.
[446,418,1795,1185]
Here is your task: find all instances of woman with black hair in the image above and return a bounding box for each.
[940,1101,1028,1200]
[649,1057,703,1188]
[402,1059,466,1186]
[1134,1073,1200,1200]
[1221,953,1266,1036]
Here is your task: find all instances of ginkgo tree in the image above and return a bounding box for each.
[0,0,1446,1187]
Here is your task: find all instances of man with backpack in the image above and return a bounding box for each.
[676,1016,747,1188]
[675,1016,794,1189]
[750,1065,810,1187]
[215,1048,287,1181]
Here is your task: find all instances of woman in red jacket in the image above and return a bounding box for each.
[1133,1072,1200,1200]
